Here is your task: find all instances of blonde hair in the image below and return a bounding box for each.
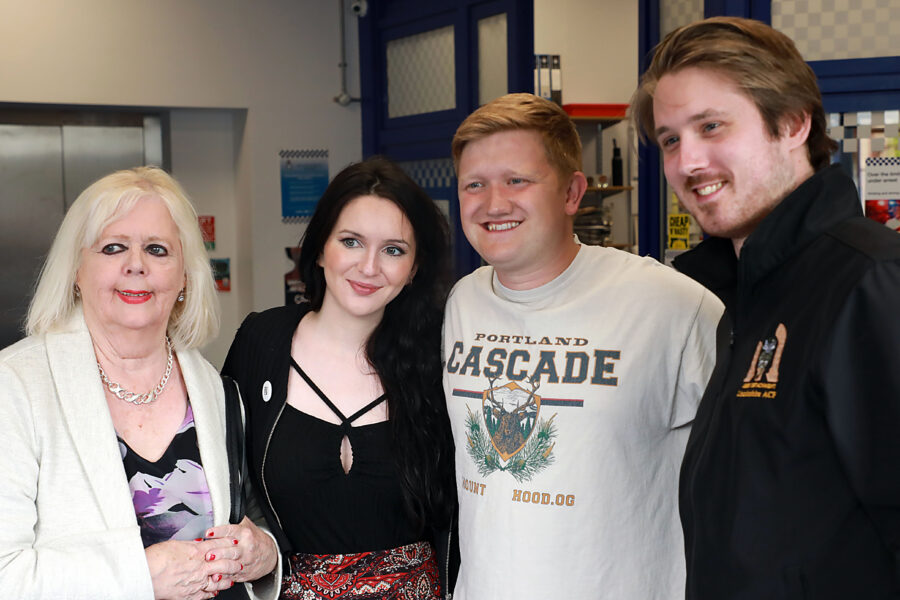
[452,93,582,180]
[26,166,220,349]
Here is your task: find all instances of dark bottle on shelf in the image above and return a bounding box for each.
[611,138,623,187]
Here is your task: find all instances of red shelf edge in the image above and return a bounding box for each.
[562,103,629,119]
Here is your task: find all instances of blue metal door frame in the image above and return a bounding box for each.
[636,0,662,259]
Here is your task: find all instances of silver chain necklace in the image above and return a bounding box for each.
[97,336,174,405]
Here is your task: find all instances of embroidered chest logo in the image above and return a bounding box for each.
[463,375,558,482]
[737,323,787,399]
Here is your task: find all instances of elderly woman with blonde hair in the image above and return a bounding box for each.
[0,167,279,599]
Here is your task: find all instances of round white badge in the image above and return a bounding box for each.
[262,380,272,402]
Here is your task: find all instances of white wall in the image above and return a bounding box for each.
[534,0,639,104]
[169,109,242,366]
[0,0,363,366]
[534,0,639,249]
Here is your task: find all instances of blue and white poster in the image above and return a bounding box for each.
[280,149,329,221]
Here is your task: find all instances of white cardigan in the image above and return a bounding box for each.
[0,312,277,599]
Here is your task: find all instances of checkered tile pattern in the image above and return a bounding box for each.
[828,110,900,153]
[279,149,328,159]
[867,156,900,166]
[660,0,703,38]
[773,0,900,61]
[398,158,456,191]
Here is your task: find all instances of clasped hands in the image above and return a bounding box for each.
[147,516,278,600]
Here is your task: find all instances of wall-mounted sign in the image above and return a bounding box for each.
[668,213,691,249]
[198,215,215,250]
[865,157,900,231]
[211,258,230,292]
[280,149,329,221]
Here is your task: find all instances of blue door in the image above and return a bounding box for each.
[359,0,534,278]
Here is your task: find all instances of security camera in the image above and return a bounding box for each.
[350,0,368,17]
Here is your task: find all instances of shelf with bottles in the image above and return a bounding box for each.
[564,103,634,250]
[564,103,629,190]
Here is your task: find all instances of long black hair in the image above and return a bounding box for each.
[298,156,455,531]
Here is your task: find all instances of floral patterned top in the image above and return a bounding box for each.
[118,404,214,547]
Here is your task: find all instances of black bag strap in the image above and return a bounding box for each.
[222,374,248,524]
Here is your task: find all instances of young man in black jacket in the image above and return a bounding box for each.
[632,16,900,599]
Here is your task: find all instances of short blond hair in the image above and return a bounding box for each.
[26,167,219,349]
[452,93,582,180]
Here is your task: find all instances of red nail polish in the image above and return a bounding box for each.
[209,554,216,561]
[194,538,203,542]
[232,539,239,545]
[216,574,223,582]
[206,530,214,537]
[240,563,244,570]
[230,581,234,587]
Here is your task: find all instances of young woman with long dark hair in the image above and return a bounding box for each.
[222,156,457,599]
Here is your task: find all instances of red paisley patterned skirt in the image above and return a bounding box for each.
[280,540,441,600]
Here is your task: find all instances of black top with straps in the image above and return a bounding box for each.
[290,358,387,435]
[263,358,420,554]
[223,305,459,592]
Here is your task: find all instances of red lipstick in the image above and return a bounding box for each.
[117,289,152,304]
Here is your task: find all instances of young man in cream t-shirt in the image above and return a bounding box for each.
[443,93,722,599]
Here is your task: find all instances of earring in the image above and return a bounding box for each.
[177,289,185,302]
[74,283,81,297]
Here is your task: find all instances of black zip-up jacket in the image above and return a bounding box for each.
[674,165,900,599]
[222,304,459,596]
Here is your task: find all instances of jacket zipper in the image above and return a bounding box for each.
[261,401,289,573]
[444,518,453,600]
